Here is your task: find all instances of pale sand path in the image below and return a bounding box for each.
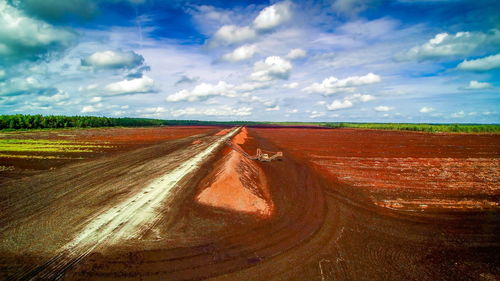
[25,127,240,280]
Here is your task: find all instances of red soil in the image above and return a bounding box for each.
[196,127,273,217]
[253,127,500,211]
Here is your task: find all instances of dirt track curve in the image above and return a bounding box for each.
[0,126,498,281]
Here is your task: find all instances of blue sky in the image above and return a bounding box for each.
[0,0,499,122]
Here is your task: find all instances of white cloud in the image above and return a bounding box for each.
[171,106,252,117]
[166,81,235,102]
[222,44,257,62]
[309,110,325,118]
[326,99,353,110]
[419,106,435,113]
[0,1,75,63]
[253,1,292,31]
[303,73,381,95]
[167,80,272,103]
[105,75,154,95]
[456,54,500,72]
[212,25,256,45]
[285,48,306,60]
[283,82,299,89]
[136,107,166,115]
[90,96,102,103]
[234,81,271,92]
[396,30,500,61]
[451,110,465,118]
[240,94,276,107]
[80,105,99,113]
[111,110,126,116]
[250,56,292,81]
[37,90,69,103]
[463,80,493,90]
[346,93,375,102]
[81,50,144,69]
[210,2,291,46]
[374,105,394,112]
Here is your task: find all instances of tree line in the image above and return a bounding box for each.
[0,114,166,130]
[0,114,263,130]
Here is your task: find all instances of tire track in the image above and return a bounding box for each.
[20,128,240,281]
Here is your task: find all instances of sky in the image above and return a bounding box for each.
[0,0,499,123]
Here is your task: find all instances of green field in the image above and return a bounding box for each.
[0,139,112,153]
[322,122,500,133]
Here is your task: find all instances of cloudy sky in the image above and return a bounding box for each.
[1,0,499,122]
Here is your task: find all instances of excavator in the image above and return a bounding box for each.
[225,140,283,162]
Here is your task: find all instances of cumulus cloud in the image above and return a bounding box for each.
[283,82,299,89]
[222,44,257,62]
[239,94,276,107]
[324,93,374,111]
[171,106,252,117]
[326,99,353,110]
[37,90,70,103]
[451,110,465,118]
[90,96,102,103]
[0,1,76,64]
[396,30,500,61]
[419,106,435,113]
[250,56,292,81]
[253,1,292,31]
[462,80,493,90]
[167,80,271,103]
[81,104,102,113]
[303,73,381,95]
[309,110,325,118]
[212,25,257,45]
[456,53,500,71]
[234,81,271,92]
[166,81,235,102]
[136,106,166,117]
[105,75,155,95]
[285,48,307,60]
[210,2,292,46]
[346,93,375,102]
[374,105,394,112]
[81,50,144,70]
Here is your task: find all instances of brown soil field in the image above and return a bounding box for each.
[0,126,217,183]
[0,126,498,281]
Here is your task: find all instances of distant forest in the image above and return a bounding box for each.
[0,114,259,130]
[1,114,499,133]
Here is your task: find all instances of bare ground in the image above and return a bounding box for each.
[0,126,498,281]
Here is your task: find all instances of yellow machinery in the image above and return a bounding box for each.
[225,140,283,162]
